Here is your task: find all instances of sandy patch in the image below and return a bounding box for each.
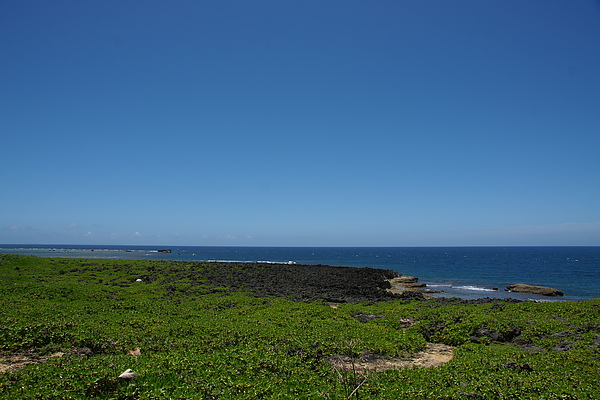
[0,352,64,374]
[327,343,454,372]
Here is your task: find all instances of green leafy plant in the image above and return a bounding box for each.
[1,253,600,399]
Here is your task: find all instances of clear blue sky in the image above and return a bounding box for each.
[2,0,599,247]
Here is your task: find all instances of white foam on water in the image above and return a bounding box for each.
[454,285,495,292]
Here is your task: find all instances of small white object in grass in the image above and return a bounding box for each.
[118,369,139,380]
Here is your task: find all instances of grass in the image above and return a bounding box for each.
[1,253,599,399]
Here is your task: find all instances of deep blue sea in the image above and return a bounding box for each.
[2,245,599,302]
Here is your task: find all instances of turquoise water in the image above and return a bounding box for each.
[2,245,599,301]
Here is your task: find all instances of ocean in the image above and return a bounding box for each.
[1,245,599,301]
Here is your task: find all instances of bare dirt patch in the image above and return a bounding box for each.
[1,347,140,374]
[327,343,454,372]
[0,352,64,374]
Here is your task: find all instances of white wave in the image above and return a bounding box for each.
[200,259,296,265]
[257,260,297,264]
[527,298,565,303]
[454,285,495,292]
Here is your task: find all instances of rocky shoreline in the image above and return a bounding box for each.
[386,275,440,297]
[192,262,426,303]
[386,275,564,298]
[185,262,564,303]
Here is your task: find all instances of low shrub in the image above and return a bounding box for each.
[1,254,599,399]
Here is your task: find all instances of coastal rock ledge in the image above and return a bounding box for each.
[505,284,564,297]
[387,276,439,296]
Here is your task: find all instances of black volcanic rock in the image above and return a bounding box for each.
[191,262,405,303]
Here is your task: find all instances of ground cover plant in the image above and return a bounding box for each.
[1,253,599,399]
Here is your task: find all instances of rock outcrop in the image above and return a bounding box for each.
[196,262,408,303]
[387,276,439,296]
[505,283,563,296]
[393,276,419,283]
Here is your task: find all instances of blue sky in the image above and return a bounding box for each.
[2,0,600,247]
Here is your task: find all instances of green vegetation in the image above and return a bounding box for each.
[1,253,599,399]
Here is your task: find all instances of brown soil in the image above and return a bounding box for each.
[0,352,64,374]
[0,347,139,374]
[327,343,454,372]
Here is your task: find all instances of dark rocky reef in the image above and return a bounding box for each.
[156,261,538,304]
[191,262,426,303]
